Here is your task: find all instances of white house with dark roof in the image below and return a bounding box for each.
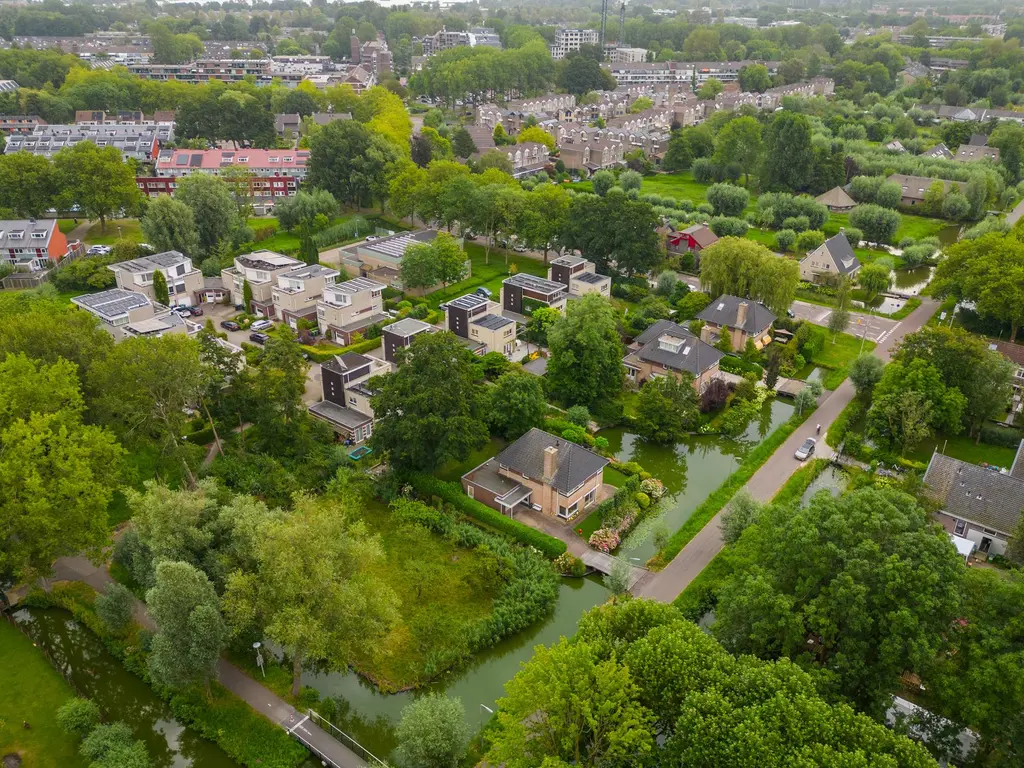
[799,233,862,283]
[380,317,438,365]
[924,444,1024,557]
[444,293,517,357]
[462,428,610,521]
[108,250,204,308]
[696,295,776,351]
[922,143,953,160]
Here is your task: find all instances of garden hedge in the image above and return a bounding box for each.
[303,336,382,363]
[718,356,765,378]
[408,475,567,559]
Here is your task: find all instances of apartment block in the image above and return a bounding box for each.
[107,250,204,308]
[316,276,389,344]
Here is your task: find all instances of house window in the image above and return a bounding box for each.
[584,489,596,506]
[467,485,474,499]
[557,500,580,520]
[954,519,966,535]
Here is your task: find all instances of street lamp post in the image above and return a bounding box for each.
[253,641,265,678]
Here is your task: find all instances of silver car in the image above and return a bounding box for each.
[794,438,816,461]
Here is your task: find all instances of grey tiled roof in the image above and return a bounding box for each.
[696,294,776,334]
[383,318,436,338]
[629,320,723,375]
[496,428,608,495]
[924,451,1024,536]
[820,233,861,275]
[308,400,372,429]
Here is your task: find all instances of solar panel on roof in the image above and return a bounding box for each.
[189,154,203,167]
[175,154,189,166]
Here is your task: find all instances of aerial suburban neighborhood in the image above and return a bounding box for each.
[3,1,1024,767]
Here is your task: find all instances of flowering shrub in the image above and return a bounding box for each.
[640,478,665,500]
[553,552,587,577]
[589,528,621,553]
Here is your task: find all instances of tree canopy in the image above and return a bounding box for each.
[546,294,623,408]
[699,237,800,315]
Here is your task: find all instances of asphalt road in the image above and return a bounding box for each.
[789,300,901,344]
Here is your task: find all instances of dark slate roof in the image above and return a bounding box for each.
[696,294,776,333]
[924,451,1024,535]
[629,320,723,375]
[472,313,514,330]
[321,352,373,375]
[968,133,988,146]
[635,319,689,346]
[821,233,861,275]
[495,428,608,494]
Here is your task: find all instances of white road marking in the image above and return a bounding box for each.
[289,715,310,734]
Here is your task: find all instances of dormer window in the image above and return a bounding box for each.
[9,230,24,239]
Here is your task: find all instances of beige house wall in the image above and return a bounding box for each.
[469,321,516,354]
[498,466,602,520]
[570,276,611,297]
[626,357,720,392]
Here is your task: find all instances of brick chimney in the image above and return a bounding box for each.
[736,301,749,329]
[543,445,559,483]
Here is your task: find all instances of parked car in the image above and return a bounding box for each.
[474,286,493,299]
[221,320,240,331]
[173,307,192,317]
[86,245,111,255]
[137,242,156,253]
[513,243,528,253]
[794,438,816,461]
[365,235,379,242]
[249,331,270,345]
[189,305,203,316]
[250,319,273,331]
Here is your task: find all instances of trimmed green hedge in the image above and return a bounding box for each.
[650,409,812,568]
[825,396,868,449]
[718,356,764,378]
[303,336,382,363]
[407,475,567,559]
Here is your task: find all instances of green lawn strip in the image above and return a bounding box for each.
[84,219,141,245]
[423,242,549,309]
[651,409,812,569]
[26,582,307,768]
[346,498,500,692]
[58,218,79,234]
[247,215,357,254]
[436,437,507,482]
[907,434,1019,468]
[808,332,875,390]
[771,457,829,507]
[0,620,87,768]
[854,248,906,269]
[824,211,951,243]
[603,465,631,488]
[890,297,922,320]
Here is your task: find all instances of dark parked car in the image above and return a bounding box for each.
[474,286,493,299]
[249,331,270,345]
[190,305,203,316]
[221,320,240,331]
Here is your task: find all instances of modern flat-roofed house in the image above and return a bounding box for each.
[445,293,517,357]
[696,294,776,351]
[270,263,339,329]
[501,273,568,317]
[108,250,204,308]
[923,446,1024,557]
[72,288,195,340]
[221,250,303,316]
[316,276,389,344]
[462,428,609,521]
[547,255,611,298]
[799,233,862,283]
[308,352,388,444]
[340,230,465,294]
[0,218,70,272]
[623,319,723,392]
[380,317,438,364]
[815,186,856,213]
[954,144,1000,163]
[887,174,966,207]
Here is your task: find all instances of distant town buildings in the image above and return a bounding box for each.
[421,26,501,56]
[549,28,599,60]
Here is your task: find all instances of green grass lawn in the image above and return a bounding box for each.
[810,332,876,390]
[57,219,79,234]
[246,215,357,255]
[424,242,549,309]
[436,436,507,482]
[824,212,953,244]
[348,499,500,692]
[907,435,1019,468]
[575,170,740,207]
[84,219,142,245]
[0,621,87,768]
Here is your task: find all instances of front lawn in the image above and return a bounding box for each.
[824,212,952,243]
[423,242,549,309]
[0,621,87,768]
[907,434,1019,468]
[57,218,79,234]
[84,219,142,245]
[809,331,876,390]
[348,499,501,692]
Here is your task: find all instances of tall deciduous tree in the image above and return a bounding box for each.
[0,354,123,583]
[54,142,141,232]
[713,117,762,186]
[174,174,241,255]
[547,294,623,407]
[762,111,813,192]
[370,332,489,472]
[151,269,169,306]
[0,150,56,217]
[634,374,701,444]
[560,190,661,277]
[308,119,402,208]
[399,232,467,290]
[487,370,547,440]
[147,560,226,695]
[223,495,399,696]
[714,487,963,717]
[699,237,800,315]
[141,195,201,258]
[394,694,469,768]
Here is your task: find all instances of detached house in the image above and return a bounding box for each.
[445,293,518,357]
[221,250,303,316]
[815,186,856,213]
[696,295,776,351]
[664,224,718,266]
[924,446,1024,557]
[462,428,609,521]
[308,352,389,444]
[887,174,966,207]
[316,276,389,344]
[72,288,196,340]
[623,319,723,392]
[108,250,204,308]
[380,318,438,364]
[271,263,339,329]
[954,145,1000,163]
[501,273,568,317]
[799,233,862,283]
[547,255,611,297]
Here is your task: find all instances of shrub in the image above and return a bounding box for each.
[782,215,810,232]
[796,229,825,251]
[849,204,901,244]
[775,229,797,251]
[706,183,750,216]
[640,478,665,500]
[406,475,566,558]
[95,582,134,634]
[553,551,587,577]
[634,491,651,509]
[655,270,678,296]
[589,528,620,553]
[841,227,863,246]
[710,216,748,237]
[57,697,102,738]
[566,405,591,426]
[692,157,716,183]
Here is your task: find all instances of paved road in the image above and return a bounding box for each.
[635,297,939,603]
[46,551,368,768]
[1008,198,1024,227]
[789,300,900,344]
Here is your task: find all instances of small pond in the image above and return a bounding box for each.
[600,398,795,563]
[801,465,850,505]
[13,607,239,768]
[855,296,906,316]
[891,266,933,297]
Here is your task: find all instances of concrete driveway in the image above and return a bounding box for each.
[789,300,900,344]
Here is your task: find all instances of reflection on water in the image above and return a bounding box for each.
[801,465,849,505]
[892,266,933,295]
[13,607,238,768]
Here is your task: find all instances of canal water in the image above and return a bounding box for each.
[12,607,238,768]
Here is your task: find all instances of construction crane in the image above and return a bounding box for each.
[599,0,609,52]
[619,0,627,45]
